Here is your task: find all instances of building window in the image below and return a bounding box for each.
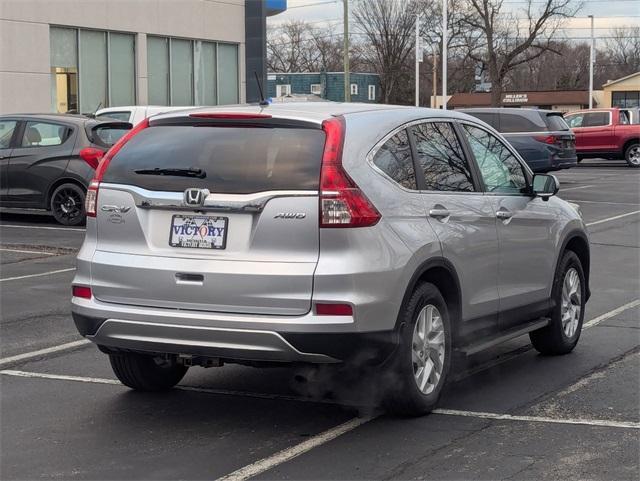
[368,85,375,101]
[310,84,322,95]
[148,36,238,107]
[50,26,135,114]
[612,91,640,108]
[351,83,358,96]
[276,84,291,97]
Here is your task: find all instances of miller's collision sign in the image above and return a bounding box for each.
[502,93,528,104]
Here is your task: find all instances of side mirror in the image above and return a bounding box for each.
[532,174,559,201]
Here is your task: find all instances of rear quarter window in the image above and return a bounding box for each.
[497,113,546,133]
[544,114,570,131]
[102,125,325,193]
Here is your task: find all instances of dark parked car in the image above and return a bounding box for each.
[460,108,577,173]
[0,114,131,225]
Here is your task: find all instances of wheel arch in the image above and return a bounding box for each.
[46,177,87,210]
[559,230,591,300]
[396,257,463,344]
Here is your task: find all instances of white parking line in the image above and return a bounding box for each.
[0,340,90,368]
[0,267,76,283]
[583,299,640,329]
[586,210,640,227]
[433,409,640,430]
[560,185,594,191]
[216,417,374,481]
[0,224,85,232]
[0,248,56,256]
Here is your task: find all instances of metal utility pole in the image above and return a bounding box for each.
[343,0,351,102]
[442,0,448,109]
[589,15,594,109]
[415,14,421,107]
[432,50,437,108]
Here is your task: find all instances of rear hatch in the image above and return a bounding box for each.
[541,112,575,154]
[91,114,325,315]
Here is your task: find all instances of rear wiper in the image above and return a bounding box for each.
[134,167,206,179]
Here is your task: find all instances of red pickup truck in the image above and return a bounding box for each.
[564,108,640,167]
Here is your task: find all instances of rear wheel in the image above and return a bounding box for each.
[624,142,640,168]
[383,283,451,416]
[530,251,586,355]
[109,352,188,391]
[50,183,85,226]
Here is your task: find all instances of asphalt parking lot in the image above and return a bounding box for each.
[1,161,639,480]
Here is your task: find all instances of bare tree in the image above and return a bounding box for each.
[352,0,419,104]
[462,0,581,105]
[603,26,640,79]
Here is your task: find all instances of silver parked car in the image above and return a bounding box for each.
[71,103,590,416]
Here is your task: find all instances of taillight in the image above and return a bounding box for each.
[85,118,150,218]
[72,285,92,299]
[315,303,353,316]
[79,147,104,169]
[319,117,380,228]
[534,135,559,145]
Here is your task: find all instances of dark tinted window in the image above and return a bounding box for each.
[372,129,416,189]
[498,113,545,133]
[103,126,325,193]
[466,112,498,129]
[582,112,609,127]
[411,122,475,192]
[544,114,570,131]
[463,125,527,194]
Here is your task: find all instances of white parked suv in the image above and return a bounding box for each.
[95,106,189,125]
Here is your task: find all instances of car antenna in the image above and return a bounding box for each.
[254,71,269,107]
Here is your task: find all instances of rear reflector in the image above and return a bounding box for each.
[85,118,150,218]
[315,303,353,316]
[319,117,380,228]
[79,147,105,169]
[72,285,92,299]
[189,113,272,120]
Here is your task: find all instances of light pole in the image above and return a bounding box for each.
[588,15,594,109]
[442,0,448,109]
[415,14,422,107]
[343,0,351,102]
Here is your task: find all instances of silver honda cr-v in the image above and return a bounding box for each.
[72,103,590,416]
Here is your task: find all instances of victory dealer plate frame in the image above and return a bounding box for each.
[169,215,228,249]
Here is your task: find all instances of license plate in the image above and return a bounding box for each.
[169,215,228,249]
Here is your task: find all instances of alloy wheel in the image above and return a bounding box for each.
[628,146,640,166]
[412,304,445,395]
[52,187,83,223]
[561,267,582,338]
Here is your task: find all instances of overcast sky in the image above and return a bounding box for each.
[269,0,640,42]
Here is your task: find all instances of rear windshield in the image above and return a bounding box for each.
[544,114,570,131]
[96,111,131,122]
[93,125,130,147]
[103,125,325,193]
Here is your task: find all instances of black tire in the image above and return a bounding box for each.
[383,283,452,416]
[530,251,586,355]
[624,142,640,168]
[50,183,86,226]
[109,352,188,391]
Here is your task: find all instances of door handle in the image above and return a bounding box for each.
[496,210,514,220]
[175,273,204,286]
[429,208,450,219]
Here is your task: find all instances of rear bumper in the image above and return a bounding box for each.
[72,297,396,364]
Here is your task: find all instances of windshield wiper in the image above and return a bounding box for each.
[134,167,206,179]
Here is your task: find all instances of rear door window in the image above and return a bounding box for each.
[103,125,326,193]
[20,122,69,147]
[466,112,498,129]
[372,129,416,189]
[410,122,475,192]
[544,114,570,131]
[565,114,583,128]
[582,112,610,127]
[497,113,546,133]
